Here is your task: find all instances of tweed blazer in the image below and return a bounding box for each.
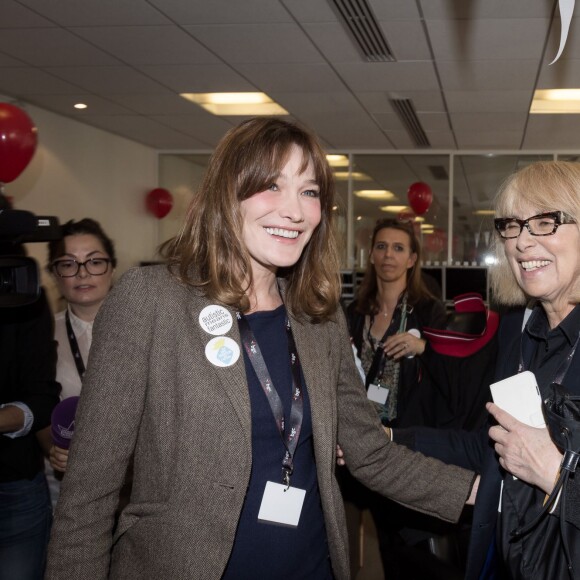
[46,265,474,580]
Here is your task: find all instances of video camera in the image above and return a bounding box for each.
[0,209,61,307]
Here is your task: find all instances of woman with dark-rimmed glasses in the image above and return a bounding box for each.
[393,161,580,579]
[40,218,116,503]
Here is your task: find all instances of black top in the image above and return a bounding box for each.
[346,295,446,427]
[222,305,332,580]
[0,289,61,482]
[405,305,580,579]
[498,304,580,576]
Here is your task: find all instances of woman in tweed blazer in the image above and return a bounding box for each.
[46,118,476,579]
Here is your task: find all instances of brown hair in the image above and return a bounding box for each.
[48,218,117,268]
[491,160,580,305]
[163,117,340,321]
[354,218,435,315]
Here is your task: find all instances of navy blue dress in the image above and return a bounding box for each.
[222,305,332,579]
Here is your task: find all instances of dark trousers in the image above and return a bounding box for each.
[0,472,53,580]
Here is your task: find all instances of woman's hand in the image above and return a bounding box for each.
[383,331,426,360]
[487,402,562,494]
[49,445,70,473]
[466,475,480,505]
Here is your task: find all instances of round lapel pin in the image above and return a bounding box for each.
[205,336,240,367]
[199,305,233,336]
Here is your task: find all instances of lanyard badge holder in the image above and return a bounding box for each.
[237,312,307,528]
[366,295,410,405]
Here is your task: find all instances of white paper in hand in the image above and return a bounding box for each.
[490,370,545,428]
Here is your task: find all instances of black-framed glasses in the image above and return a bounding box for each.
[494,211,577,239]
[51,258,112,278]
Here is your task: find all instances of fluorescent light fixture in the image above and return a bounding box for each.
[473,210,495,216]
[333,171,372,181]
[530,89,580,113]
[379,205,409,213]
[180,92,288,116]
[354,190,396,200]
[74,103,87,110]
[414,216,425,223]
[326,154,349,167]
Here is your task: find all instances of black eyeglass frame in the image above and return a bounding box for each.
[493,211,577,239]
[50,258,113,278]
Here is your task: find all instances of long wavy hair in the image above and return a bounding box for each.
[163,117,340,321]
[354,218,435,315]
[491,160,580,305]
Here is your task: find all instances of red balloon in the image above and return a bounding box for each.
[0,103,38,183]
[407,181,433,216]
[146,188,173,219]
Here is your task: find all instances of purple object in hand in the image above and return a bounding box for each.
[51,396,80,449]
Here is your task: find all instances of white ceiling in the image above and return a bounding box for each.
[1,0,577,153]
[3,0,580,234]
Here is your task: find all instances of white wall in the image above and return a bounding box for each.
[158,154,209,243]
[2,102,163,307]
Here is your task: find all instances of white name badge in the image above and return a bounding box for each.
[257,481,306,528]
[367,383,389,405]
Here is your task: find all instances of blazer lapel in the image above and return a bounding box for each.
[288,311,335,464]
[187,296,252,444]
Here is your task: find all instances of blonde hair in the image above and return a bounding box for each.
[163,117,340,321]
[491,161,580,305]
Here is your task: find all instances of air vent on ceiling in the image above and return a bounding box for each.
[389,98,431,148]
[331,0,395,62]
[428,165,448,181]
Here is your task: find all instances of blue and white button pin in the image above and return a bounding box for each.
[205,336,240,368]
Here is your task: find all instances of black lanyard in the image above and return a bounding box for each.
[237,310,304,487]
[364,293,410,388]
[65,310,86,379]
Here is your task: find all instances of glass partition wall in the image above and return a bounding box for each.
[157,151,557,303]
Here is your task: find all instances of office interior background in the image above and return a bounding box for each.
[2,0,579,309]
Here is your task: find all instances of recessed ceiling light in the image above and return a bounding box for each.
[379,205,409,213]
[180,92,288,116]
[326,154,349,167]
[530,89,580,113]
[354,189,396,200]
[333,171,372,181]
[74,103,87,110]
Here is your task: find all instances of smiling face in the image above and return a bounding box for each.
[240,144,322,280]
[504,203,580,316]
[370,227,417,286]
[52,233,114,315]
